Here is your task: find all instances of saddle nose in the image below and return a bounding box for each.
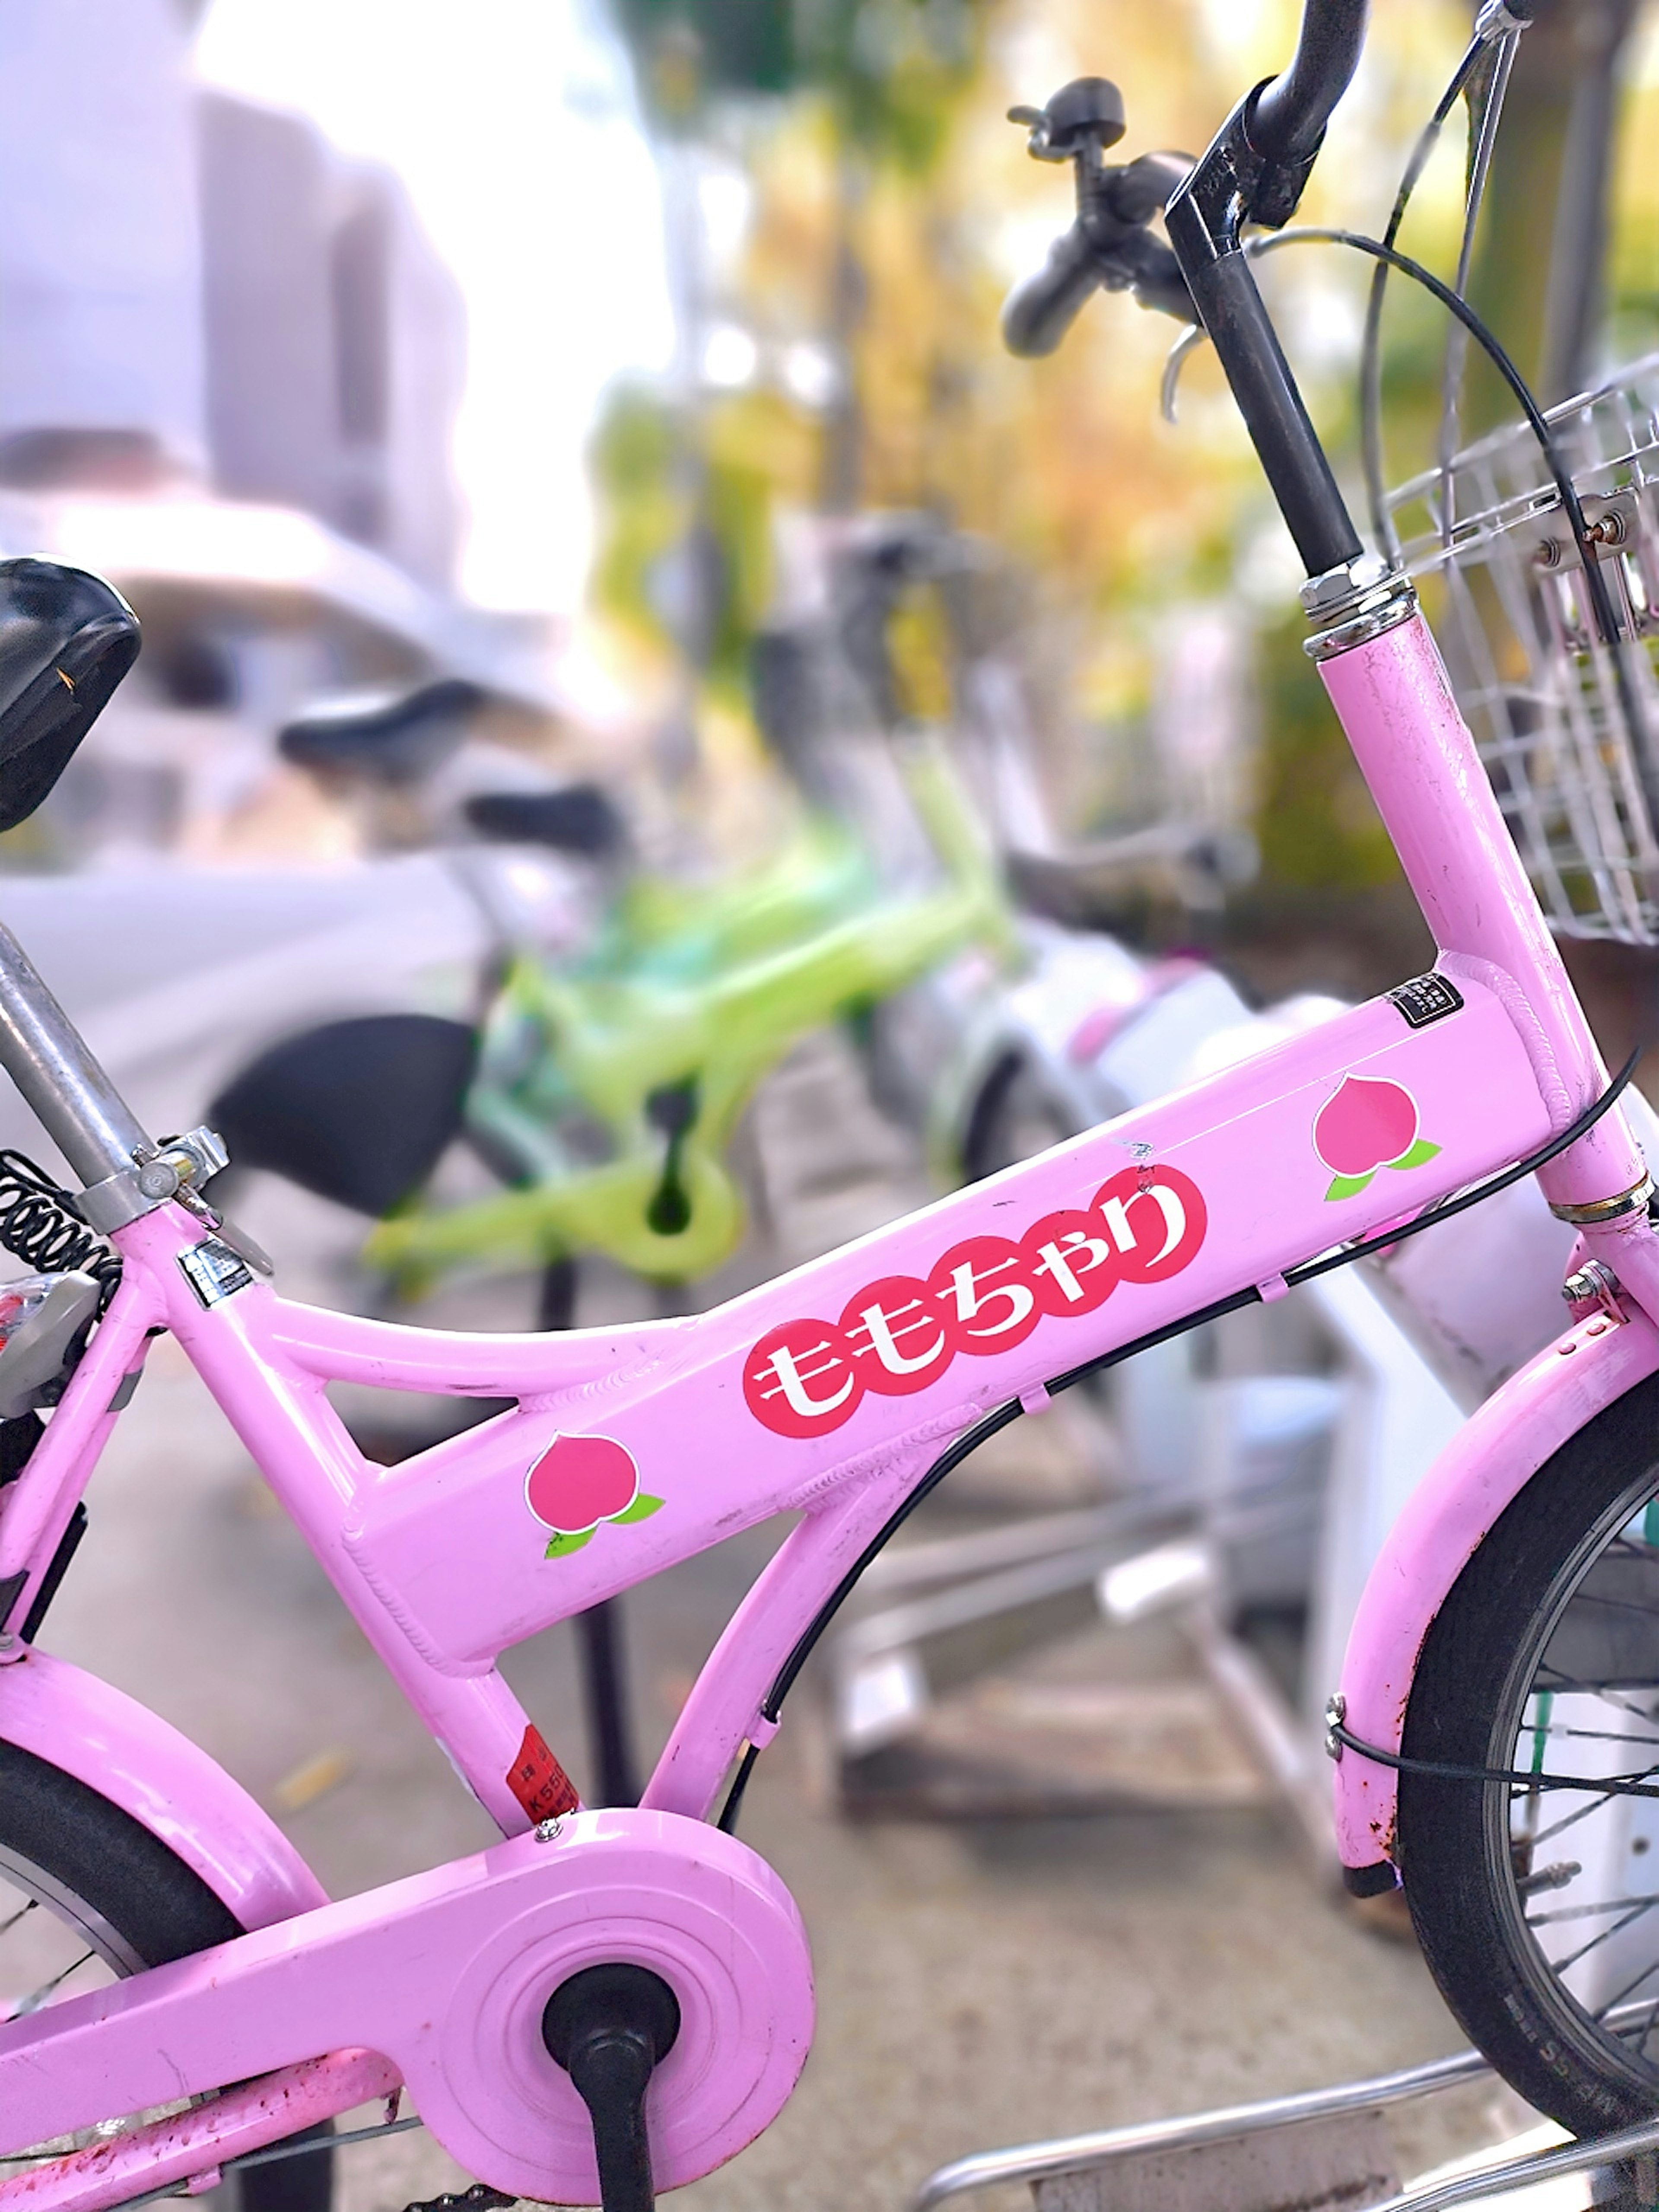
[0,556,140,831]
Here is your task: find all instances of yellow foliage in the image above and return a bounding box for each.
[595,0,1555,875]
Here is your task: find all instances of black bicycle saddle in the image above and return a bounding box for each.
[462,785,626,860]
[209,1013,479,1217]
[278,677,483,785]
[0,558,141,831]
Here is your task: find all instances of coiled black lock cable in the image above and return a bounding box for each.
[0,1151,121,1307]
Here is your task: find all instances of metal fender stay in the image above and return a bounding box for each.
[1332,1304,1659,1884]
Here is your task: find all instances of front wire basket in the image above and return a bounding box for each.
[1386,354,1659,945]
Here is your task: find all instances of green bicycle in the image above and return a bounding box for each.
[209,683,1014,1309]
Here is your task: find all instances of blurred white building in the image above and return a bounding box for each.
[0,0,207,486]
[0,0,464,585]
[0,0,562,863]
[197,89,466,590]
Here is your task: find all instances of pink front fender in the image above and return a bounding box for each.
[0,1649,327,1928]
[1334,1304,1659,1885]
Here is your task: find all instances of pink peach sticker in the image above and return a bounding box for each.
[527,1433,663,1559]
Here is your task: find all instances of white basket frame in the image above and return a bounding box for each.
[1386,355,1659,945]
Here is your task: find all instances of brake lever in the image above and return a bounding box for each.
[1096,219,1195,321]
[1001,83,1197,357]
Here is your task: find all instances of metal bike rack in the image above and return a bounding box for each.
[827,1258,1466,1852]
[913,2043,1659,2212]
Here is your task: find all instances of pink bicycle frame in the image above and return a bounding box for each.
[0,610,1653,2203]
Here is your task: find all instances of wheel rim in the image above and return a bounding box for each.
[0,1845,183,2170]
[1484,1459,1659,2085]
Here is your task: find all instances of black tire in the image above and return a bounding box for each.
[0,1738,331,2209]
[1401,1367,1659,2137]
[536,1256,579,1333]
[960,1053,1073,1183]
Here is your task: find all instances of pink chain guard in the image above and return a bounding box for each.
[0,1808,814,2205]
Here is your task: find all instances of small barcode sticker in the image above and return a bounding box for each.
[1388,973,1464,1030]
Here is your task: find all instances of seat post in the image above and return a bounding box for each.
[0,919,151,1187]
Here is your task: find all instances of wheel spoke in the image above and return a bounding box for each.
[1528,1891,1659,1928]
[7,1948,95,2021]
[0,1898,38,1943]
[1527,1780,1658,1851]
[1546,1895,1659,1978]
[0,1759,337,2209]
[1558,1590,1659,1624]
[1396,1436,1659,2126]
[1598,1978,1659,2039]
[1520,1725,1659,1749]
[1534,1667,1659,1724]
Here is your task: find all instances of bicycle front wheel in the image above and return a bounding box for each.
[1400,1367,1659,2136]
[0,1737,332,2210]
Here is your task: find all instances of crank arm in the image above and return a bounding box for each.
[0,1810,811,2207]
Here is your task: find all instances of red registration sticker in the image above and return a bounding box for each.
[506,1723,581,1822]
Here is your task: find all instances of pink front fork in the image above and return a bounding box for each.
[1325,611,1659,1881]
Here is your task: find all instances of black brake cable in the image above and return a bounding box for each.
[1250,222,1659,841]
[1432,21,1524,547]
[1328,1720,1659,1798]
[1358,28,1492,559]
[1359,17,1525,559]
[1250,226,1622,643]
[721,75,1657,1838]
[715,1042,1645,1832]
[1349,43,1659,863]
[1285,1040,1641,1283]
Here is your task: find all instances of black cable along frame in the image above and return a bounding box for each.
[721,8,1659,1835]
[717,1045,1647,1831]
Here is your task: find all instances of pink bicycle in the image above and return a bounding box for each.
[0,3,1656,2206]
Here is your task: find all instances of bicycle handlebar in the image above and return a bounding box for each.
[1247,0,1367,168]
[1004,0,1428,581]
[1250,0,1535,168]
[1156,0,1387,574]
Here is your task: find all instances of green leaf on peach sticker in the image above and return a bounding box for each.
[1324,1170,1376,1202]
[1386,1138,1442,1171]
[543,1528,596,1560]
[611,1493,664,1524]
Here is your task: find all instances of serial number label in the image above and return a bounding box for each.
[178,1238,254,1308]
[1388,973,1464,1030]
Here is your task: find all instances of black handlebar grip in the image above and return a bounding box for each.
[1249,0,1367,167]
[1001,222,1101,358]
[1108,149,1195,226]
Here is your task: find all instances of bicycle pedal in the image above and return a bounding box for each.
[400,2183,517,2212]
